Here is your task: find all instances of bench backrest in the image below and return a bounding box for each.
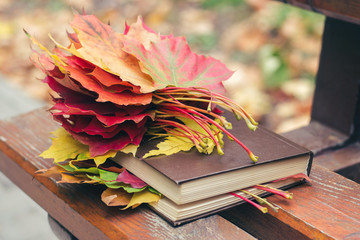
[283,0,360,141]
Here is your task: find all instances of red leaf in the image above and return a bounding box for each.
[116,169,147,188]
[44,76,93,98]
[89,66,142,94]
[63,64,152,105]
[66,31,81,49]
[54,115,148,156]
[51,97,155,127]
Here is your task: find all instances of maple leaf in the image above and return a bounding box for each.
[123,36,233,94]
[68,162,99,175]
[116,169,148,188]
[101,188,132,207]
[51,96,155,127]
[124,16,162,50]
[61,58,153,106]
[54,115,147,157]
[40,128,118,166]
[25,30,67,72]
[35,165,99,184]
[143,135,194,159]
[89,66,143,94]
[67,14,156,93]
[122,188,161,210]
[120,144,138,157]
[144,116,223,158]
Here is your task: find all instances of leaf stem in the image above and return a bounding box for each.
[229,192,268,213]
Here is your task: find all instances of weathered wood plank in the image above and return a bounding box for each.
[0,108,255,240]
[282,121,360,182]
[282,0,360,25]
[281,120,348,154]
[315,142,360,183]
[221,164,360,240]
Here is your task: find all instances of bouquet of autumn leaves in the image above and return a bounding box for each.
[29,14,261,209]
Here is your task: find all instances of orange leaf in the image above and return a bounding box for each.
[35,165,98,184]
[101,188,132,206]
[124,16,161,50]
[69,14,156,93]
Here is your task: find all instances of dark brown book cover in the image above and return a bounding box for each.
[138,112,313,185]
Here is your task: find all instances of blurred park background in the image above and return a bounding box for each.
[0,0,324,239]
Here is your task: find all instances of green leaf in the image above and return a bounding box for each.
[86,169,146,193]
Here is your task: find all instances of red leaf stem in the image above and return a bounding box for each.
[161,106,224,155]
[254,185,293,199]
[172,105,257,162]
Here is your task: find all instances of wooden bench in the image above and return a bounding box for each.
[1,1,360,239]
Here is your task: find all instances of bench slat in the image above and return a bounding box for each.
[0,108,255,240]
[281,120,348,154]
[282,0,360,25]
[315,142,360,183]
[221,164,360,240]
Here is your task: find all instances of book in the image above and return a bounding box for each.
[114,114,313,205]
[148,178,302,226]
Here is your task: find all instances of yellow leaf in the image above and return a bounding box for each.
[25,30,67,72]
[122,188,161,210]
[178,116,225,154]
[120,144,138,157]
[93,151,117,166]
[143,136,194,158]
[40,128,88,163]
[40,128,116,166]
[143,116,225,158]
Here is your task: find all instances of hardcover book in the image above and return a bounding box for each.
[148,178,302,226]
[114,113,313,224]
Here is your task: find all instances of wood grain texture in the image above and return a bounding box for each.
[315,142,360,183]
[268,164,360,239]
[282,0,360,25]
[281,120,348,154]
[282,122,360,182]
[0,108,255,240]
[221,164,360,240]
